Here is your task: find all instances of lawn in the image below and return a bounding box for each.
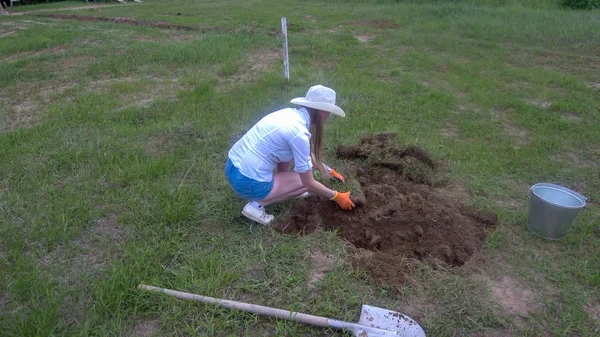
[0,0,599,336]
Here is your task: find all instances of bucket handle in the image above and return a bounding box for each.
[530,185,588,201]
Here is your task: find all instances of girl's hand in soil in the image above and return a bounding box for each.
[331,191,355,210]
[329,168,345,183]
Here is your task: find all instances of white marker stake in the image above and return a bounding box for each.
[281,17,290,81]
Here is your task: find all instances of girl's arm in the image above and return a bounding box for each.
[299,170,355,210]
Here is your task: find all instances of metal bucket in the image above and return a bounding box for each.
[527,183,587,240]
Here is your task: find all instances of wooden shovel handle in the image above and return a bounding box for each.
[138,284,329,327]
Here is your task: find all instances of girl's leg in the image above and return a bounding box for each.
[260,171,307,205]
[241,171,307,225]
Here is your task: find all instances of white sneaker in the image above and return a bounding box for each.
[295,192,309,199]
[242,202,274,225]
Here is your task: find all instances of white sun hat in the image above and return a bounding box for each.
[290,85,346,117]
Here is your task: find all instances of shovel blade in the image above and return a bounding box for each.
[357,304,426,337]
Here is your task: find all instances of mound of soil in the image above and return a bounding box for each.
[273,133,498,288]
[337,133,437,186]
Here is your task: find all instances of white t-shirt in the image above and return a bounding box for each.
[228,107,312,182]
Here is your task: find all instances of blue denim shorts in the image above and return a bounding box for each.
[225,158,274,201]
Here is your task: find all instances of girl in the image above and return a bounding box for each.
[225,85,355,225]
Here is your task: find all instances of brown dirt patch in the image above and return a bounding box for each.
[585,304,600,326]
[1,98,40,132]
[0,293,7,312]
[304,14,317,23]
[273,133,498,288]
[93,214,126,243]
[18,19,53,26]
[470,328,512,337]
[0,43,70,64]
[396,297,437,323]
[354,34,373,43]
[495,198,522,211]
[586,82,600,89]
[563,112,581,122]
[89,75,182,111]
[116,98,157,112]
[217,49,280,91]
[435,182,472,204]
[489,276,537,315]
[135,36,159,42]
[585,303,600,327]
[503,124,529,149]
[553,151,592,168]
[61,56,95,69]
[441,123,460,138]
[313,57,340,72]
[131,319,161,337]
[0,31,17,38]
[145,134,171,157]
[40,14,214,32]
[135,34,194,42]
[42,214,126,277]
[50,45,68,54]
[525,98,552,109]
[350,20,399,29]
[352,249,416,287]
[37,213,127,329]
[307,250,336,290]
[458,103,482,113]
[39,82,79,104]
[161,12,196,17]
[58,293,90,330]
[248,49,280,73]
[490,109,505,118]
[170,33,196,41]
[144,125,198,157]
[11,4,125,16]
[73,215,125,270]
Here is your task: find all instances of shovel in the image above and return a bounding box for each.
[138,284,426,337]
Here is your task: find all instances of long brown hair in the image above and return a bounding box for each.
[308,108,326,173]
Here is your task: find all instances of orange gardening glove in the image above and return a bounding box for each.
[329,168,345,183]
[331,191,356,210]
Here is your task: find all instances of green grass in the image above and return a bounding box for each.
[9,1,100,12]
[1,0,599,336]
